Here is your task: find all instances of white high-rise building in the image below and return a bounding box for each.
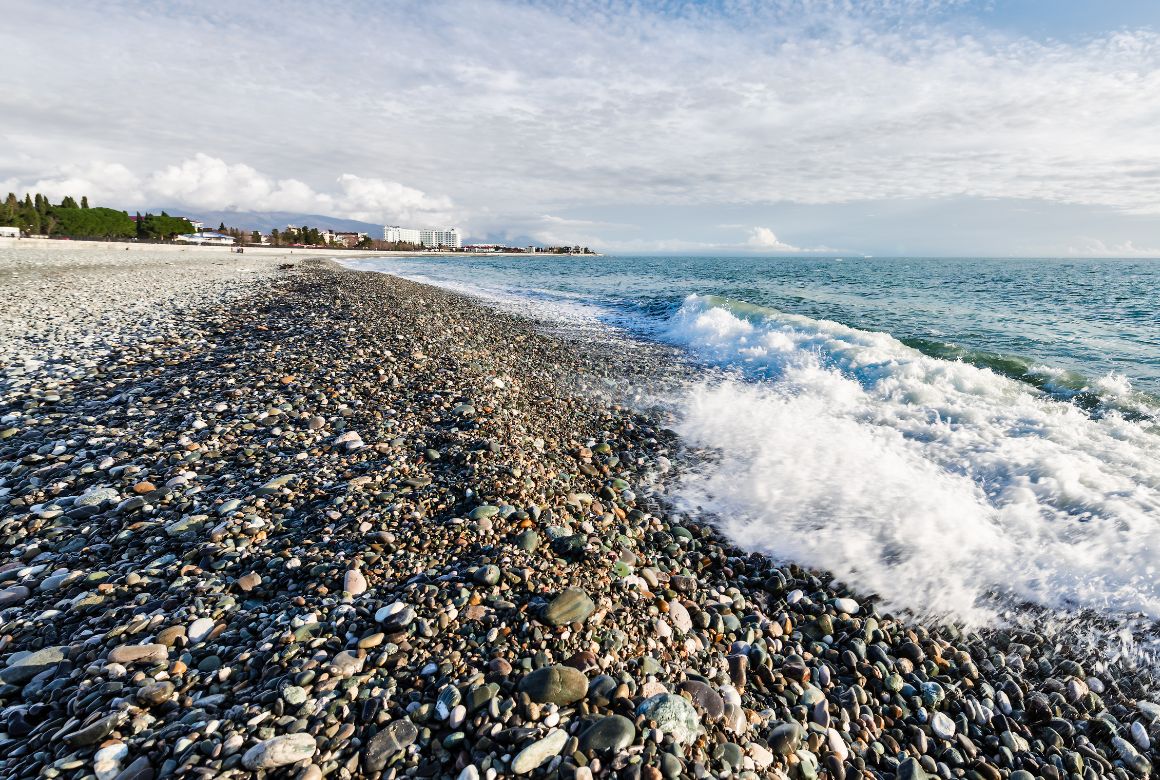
[419,228,461,249]
[383,225,422,244]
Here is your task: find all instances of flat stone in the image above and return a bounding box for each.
[578,715,636,753]
[136,680,175,707]
[364,719,419,772]
[679,680,725,721]
[187,617,215,644]
[344,568,368,595]
[543,587,595,625]
[768,722,804,755]
[1,645,66,684]
[242,733,318,770]
[668,600,693,633]
[237,572,261,591]
[931,712,956,740]
[65,712,127,746]
[518,664,588,705]
[108,643,168,665]
[75,487,119,507]
[511,728,568,774]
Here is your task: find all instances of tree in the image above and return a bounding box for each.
[270,228,281,246]
[59,196,78,209]
[251,230,260,244]
[81,196,89,209]
[219,222,227,233]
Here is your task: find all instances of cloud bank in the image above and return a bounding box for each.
[1,154,455,227]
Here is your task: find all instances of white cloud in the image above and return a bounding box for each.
[1066,238,1160,257]
[747,227,803,252]
[2,153,456,226]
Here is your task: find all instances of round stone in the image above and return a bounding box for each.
[543,588,595,625]
[518,664,589,705]
[578,715,636,753]
[637,693,702,744]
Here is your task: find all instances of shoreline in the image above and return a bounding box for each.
[0,238,600,259]
[0,250,1156,779]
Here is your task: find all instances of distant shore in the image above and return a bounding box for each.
[0,237,599,258]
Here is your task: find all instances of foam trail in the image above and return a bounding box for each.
[667,295,1160,625]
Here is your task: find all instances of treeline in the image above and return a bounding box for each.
[0,193,194,240]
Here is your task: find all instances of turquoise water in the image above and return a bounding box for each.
[348,254,1160,656]
[350,255,1159,406]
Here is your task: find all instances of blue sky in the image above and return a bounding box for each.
[2,0,1160,255]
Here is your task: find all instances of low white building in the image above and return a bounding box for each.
[176,231,236,246]
[0,226,20,238]
[383,225,422,244]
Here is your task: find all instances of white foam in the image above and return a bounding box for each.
[667,295,1160,624]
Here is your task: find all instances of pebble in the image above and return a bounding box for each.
[638,693,703,744]
[511,728,568,774]
[242,733,318,770]
[518,664,589,705]
[543,587,595,625]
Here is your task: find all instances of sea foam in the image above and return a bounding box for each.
[666,295,1160,625]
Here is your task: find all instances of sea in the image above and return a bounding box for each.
[344,254,1160,672]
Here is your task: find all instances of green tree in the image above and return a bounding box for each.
[270,228,280,246]
[81,195,89,209]
[251,230,260,244]
[60,196,78,209]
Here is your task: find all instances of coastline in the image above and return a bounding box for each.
[0,238,598,259]
[0,250,1155,780]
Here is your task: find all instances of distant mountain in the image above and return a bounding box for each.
[149,209,384,235]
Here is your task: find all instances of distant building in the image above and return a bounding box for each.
[323,230,368,248]
[0,226,20,238]
[383,225,422,244]
[175,231,236,246]
[420,227,461,249]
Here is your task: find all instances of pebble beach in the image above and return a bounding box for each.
[1,246,1157,780]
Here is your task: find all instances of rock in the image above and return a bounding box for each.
[637,693,702,744]
[1,645,66,684]
[668,599,693,633]
[519,664,589,705]
[108,643,168,665]
[511,728,568,774]
[242,733,318,770]
[768,721,804,755]
[543,587,595,625]
[237,572,262,591]
[679,679,725,721]
[187,617,215,644]
[65,712,127,746]
[112,756,153,780]
[578,715,636,752]
[474,564,501,585]
[76,487,119,507]
[364,719,419,772]
[344,568,368,595]
[931,711,956,740]
[257,474,295,494]
[136,680,175,707]
[0,584,31,608]
[832,597,860,614]
[897,758,930,780]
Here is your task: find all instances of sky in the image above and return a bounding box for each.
[3,0,1160,255]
